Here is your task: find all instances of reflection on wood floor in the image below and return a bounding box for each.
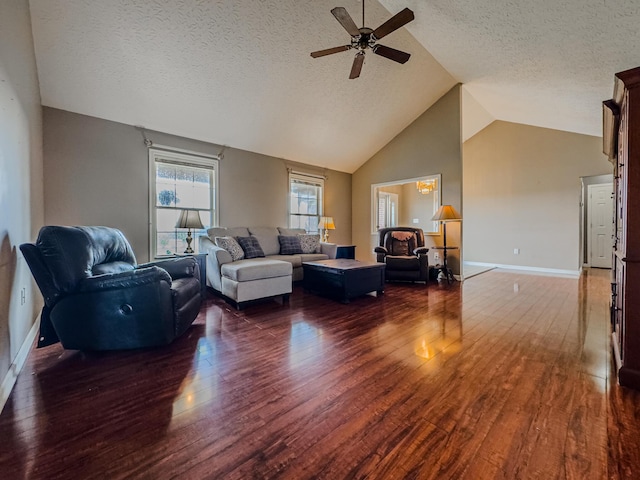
[1,269,639,479]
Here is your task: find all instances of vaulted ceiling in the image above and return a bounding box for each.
[28,0,640,173]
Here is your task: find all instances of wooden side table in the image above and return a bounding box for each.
[335,245,356,259]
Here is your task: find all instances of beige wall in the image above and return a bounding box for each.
[462,121,612,273]
[352,85,463,273]
[400,182,438,234]
[43,108,352,262]
[0,0,44,405]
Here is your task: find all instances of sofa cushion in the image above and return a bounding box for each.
[248,227,280,256]
[278,235,303,255]
[208,227,250,239]
[299,253,329,263]
[236,236,265,259]
[299,234,321,253]
[221,259,292,282]
[278,227,306,236]
[215,236,245,261]
[386,255,420,271]
[268,254,303,268]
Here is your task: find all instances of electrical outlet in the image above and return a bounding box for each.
[513,248,520,255]
[434,252,439,260]
[20,287,26,306]
[412,218,419,224]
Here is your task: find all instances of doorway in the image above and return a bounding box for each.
[587,183,613,268]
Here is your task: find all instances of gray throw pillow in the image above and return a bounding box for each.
[215,236,245,261]
[299,234,321,254]
[278,235,303,255]
[236,236,265,259]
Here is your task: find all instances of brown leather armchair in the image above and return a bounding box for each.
[374,227,429,283]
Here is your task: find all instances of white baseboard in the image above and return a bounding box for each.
[464,261,581,278]
[0,315,39,414]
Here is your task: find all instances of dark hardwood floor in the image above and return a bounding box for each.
[1,268,639,479]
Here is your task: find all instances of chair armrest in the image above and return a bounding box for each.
[78,266,171,292]
[198,235,232,291]
[199,236,232,266]
[320,242,337,259]
[414,247,429,256]
[374,246,388,254]
[140,257,197,280]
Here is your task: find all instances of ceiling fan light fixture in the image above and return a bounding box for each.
[310,1,414,79]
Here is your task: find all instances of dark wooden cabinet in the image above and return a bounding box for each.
[605,66,640,390]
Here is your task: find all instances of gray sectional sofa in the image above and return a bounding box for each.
[199,226,337,309]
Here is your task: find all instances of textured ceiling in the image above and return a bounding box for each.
[28,0,455,173]
[28,1,640,173]
[381,0,640,137]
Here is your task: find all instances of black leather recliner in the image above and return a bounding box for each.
[374,227,429,283]
[20,226,202,351]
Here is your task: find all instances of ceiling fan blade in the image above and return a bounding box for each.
[310,45,352,58]
[372,7,414,40]
[331,7,361,37]
[373,44,411,64]
[349,52,365,79]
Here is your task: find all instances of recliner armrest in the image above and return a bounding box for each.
[78,266,171,292]
[374,246,388,254]
[414,247,429,256]
[141,257,197,280]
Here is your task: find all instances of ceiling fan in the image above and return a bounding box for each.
[310,1,415,79]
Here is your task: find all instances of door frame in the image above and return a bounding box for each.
[580,174,614,268]
[587,182,613,268]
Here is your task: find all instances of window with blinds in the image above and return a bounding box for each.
[377,192,398,230]
[289,172,324,233]
[149,148,218,257]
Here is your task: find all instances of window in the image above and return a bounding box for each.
[149,148,218,257]
[377,192,398,230]
[289,172,324,233]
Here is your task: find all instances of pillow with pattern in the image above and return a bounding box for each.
[236,236,265,259]
[278,235,303,255]
[298,234,321,254]
[215,236,245,261]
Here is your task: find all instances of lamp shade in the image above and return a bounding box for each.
[175,209,204,229]
[318,216,336,230]
[431,205,462,222]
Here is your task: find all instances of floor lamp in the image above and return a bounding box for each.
[431,205,462,283]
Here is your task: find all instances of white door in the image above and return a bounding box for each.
[588,183,614,268]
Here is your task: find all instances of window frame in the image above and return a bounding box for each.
[148,147,219,258]
[288,171,325,233]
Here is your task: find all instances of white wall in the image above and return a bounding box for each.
[463,121,611,273]
[0,0,44,409]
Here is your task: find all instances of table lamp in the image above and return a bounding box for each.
[176,209,204,253]
[318,216,335,242]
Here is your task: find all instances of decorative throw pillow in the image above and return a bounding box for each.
[236,236,265,259]
[391,238,411,256]
[278,235,303,255]
[215,236,245,261]
[299,234,321,254]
